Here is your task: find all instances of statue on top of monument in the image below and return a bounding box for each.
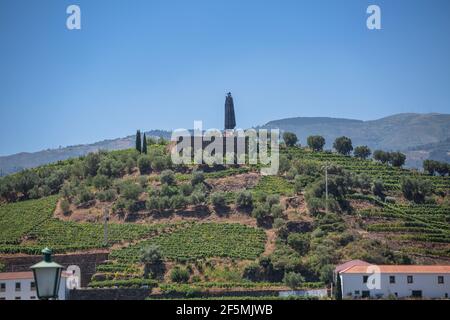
[224,92,236,130]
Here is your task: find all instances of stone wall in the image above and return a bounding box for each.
[0,251,108,287]
[69,288,150,300]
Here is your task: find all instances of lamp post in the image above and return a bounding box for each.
[30,248,63,300]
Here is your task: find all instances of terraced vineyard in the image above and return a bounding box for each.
[110,223,267,263]
[285,148,450,192]
[251,175,294,197]
[0,196,176,254]
[358,201,450,249]
[0,195,58,245]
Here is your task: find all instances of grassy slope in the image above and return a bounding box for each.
[0,145,449,296]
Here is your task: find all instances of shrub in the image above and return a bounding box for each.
[179,184,193,196]
[141,245,163,278]
[273,218,285,229]
[283,132,298,147]
[333,136,353,155]
[76,187,94,204]
[270,204,283,218]
[278,155,291,174]
[210,192,226,208]
[373,150,390,164]
[84,152,101,176]
[423,159,449,176]
[287,233,310,255]
[170,194,187,210]
[266,194,280,208]
[307,135,325,152]
[283,272,305,289]
[190,191,206,205]
[252,204,270,221]
[306,197,323,216]
[93,175,111,190]
[235,191,253,209]
[353,146,371,159]
[401,177,433,204]
[60,199,71,215]
[138,175,149,188]
[170,266,190,283]
[242,263,261,282]
[146,196,159,210]
[151,156,170,172]
[372,180,385,200]
[138,156,152,174]
[160,184,178,197]
[389,152,406,168]
[160,170,175,186]
[97,188,117,202]
[119,182,143,201]
[191,171,205,185]
[158,196,171,210]
[98,158,124,178]
[319,264,334,284]
[294,175,313,193]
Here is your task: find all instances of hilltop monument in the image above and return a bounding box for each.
[224,92,236,130]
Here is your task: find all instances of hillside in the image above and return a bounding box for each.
[1,113,449,176]
[0,130,171,176]
[405,138,450,168]
[263,113,450,167]
[0,142,449,299]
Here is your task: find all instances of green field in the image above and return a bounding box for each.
[0,196,173,254]
[110,223,267,262]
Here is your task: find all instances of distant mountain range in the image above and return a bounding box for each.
[1,113,449,175]
[0,130,171,176]
[262,113,450,168]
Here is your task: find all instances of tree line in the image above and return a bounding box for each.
[282,132,407,168]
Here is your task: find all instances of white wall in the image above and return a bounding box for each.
[0,277,67,300]
[340,273,450,299]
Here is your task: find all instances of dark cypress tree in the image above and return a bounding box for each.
[334,273,342,300]
[142,133,148,154]
[136,130,142,153]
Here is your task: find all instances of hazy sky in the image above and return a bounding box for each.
[1,0,450,155]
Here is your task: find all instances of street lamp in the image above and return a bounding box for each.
[30,248,63,300]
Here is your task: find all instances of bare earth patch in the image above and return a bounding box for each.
[207,173,260,192]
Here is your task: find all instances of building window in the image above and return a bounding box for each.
[354,290,360,295]
[30,282,36,291]
[30,296,36,300]
[445,293,448,298]
[363,275,369,283]
[438,276,444,284]
[407,276,413,284]
[0,297,6,300]
[389,276,396,284]
[0,283,5,293]
[15,296,21,300]
[411,290,422,298]
[15,282,21,292]
[362,290,370,298]
[395,292,398,297]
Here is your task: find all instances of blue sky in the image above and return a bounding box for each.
[1,0,449,155]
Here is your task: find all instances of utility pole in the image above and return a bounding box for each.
[103,207,109,246]
[325,164,329,214]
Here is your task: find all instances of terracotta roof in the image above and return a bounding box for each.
[341,265,450,274]
[335,260,370,273]
[0,272,34,281]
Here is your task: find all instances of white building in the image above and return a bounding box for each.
[339,265,450,299]
[0,271,69,300]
